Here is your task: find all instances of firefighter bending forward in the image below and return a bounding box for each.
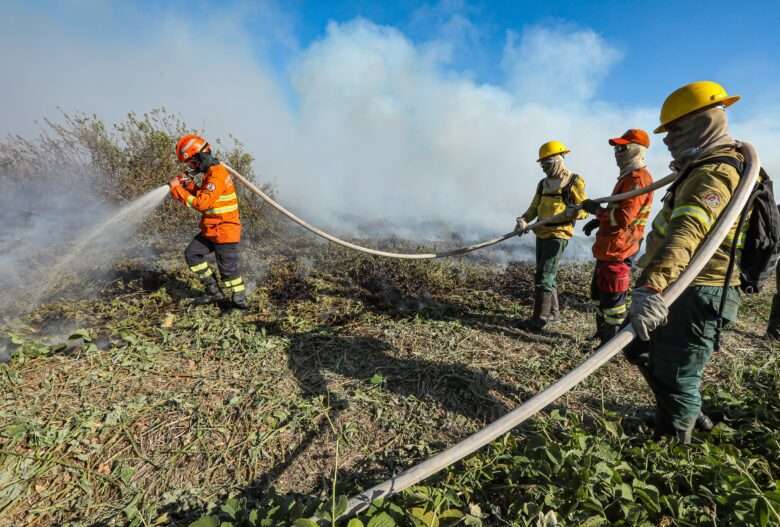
[169,134,248,309]
[581,129,653,347]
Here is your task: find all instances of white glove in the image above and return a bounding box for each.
[515,217,528,235]
[629,287,669,341]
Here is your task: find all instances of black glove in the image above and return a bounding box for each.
[581,199,602,215]
[583,218,600,236]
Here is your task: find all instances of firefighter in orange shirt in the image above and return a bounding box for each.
[169,134,247,309]
[581,129,654,345]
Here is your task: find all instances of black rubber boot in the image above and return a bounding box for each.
[768,294,780,340]
[194,275,224,305]
[675,427,693,445]
[598,323,620,346]
[646,411,712,434]
[695,412,714,432]
[231,291,249,310]
[521,288,543,330]
[524,288,554,331]
[585,319,620,354]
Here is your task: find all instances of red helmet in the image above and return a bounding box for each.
[175,133,210,162]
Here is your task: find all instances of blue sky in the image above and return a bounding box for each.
[150,0,780,114]
[290,0,779,111]
[3,0,779,238]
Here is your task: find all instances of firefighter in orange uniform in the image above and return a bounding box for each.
[581,129,654,345]
[169,134,248,309]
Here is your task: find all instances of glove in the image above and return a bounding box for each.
[582,218,600,236]
[169,175,183,190]
[581,199,602,215]
[629,287,668,341]
[515,217,529,235]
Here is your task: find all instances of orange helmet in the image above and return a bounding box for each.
[175,133,210,162]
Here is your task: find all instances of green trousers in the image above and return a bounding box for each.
[535,238,568,292]
[644,286,740,433]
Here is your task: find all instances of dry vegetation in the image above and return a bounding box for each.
[1,244,778,526]
[2,113,780,527]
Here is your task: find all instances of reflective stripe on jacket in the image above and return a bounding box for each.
[171,163,241,243]
[592,167,654,262]
[521,173,588,240]
[637,146,744,292]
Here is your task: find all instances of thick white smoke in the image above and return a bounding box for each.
[2,2,779,247]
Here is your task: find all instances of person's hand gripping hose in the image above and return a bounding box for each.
[629,287,669,341]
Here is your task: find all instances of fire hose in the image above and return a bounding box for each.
[222,164,678,259]
[324,142,757,519]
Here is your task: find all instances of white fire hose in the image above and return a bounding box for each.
[327,142,757,519]
[223,164,677,259]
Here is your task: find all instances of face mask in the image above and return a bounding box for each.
[540,155,566,178]
[663,105,733,164]
[614,144,646,176]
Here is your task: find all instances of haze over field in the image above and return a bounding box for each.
[2,1,779,241]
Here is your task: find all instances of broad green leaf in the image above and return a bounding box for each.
[189,516,220,527]
[367,512,397,527]
[347,519,365,527]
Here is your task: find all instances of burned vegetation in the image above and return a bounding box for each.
[2,113,780,527]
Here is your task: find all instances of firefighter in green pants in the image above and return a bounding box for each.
[628,81,746,443]
[516,140,588,330]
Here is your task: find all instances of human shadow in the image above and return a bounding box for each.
[143,318,535,526]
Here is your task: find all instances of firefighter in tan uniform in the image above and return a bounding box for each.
[517,141,588,330]
[169,134,248,309]
[627,81,746,443]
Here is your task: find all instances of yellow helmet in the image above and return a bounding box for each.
[655,80,740,134]
[537,140,570,162]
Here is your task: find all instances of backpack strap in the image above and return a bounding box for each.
[541,174,580,227]
[711,156,750,352]
[668,156,744,208]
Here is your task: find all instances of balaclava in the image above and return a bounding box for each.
[615,143,647,177]
[540,154,571,192]
[190,151,219,174]
[663,105,734,167]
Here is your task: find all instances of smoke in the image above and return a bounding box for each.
[2,1,779,255]
[0,160,168,320]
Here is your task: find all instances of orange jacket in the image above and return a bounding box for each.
[171,163,241,243]
[592,167,653,262]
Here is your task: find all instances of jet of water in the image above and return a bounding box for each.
[2,185,170,321]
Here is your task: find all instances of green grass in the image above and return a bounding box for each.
[1,246,778,526]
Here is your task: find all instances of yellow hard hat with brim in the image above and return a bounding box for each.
[538,140,570,162]
[655,80,740,134]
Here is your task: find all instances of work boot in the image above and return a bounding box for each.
[522,288,552,331]
[194,275,224,305]
[549,288,561,322]
[675,427,693,445]
[695,412,714,432]
[648,411,712,435]
[585,318,620,353]
[231,290,249,310]
[767,294,780,340]
[653,410,674,440]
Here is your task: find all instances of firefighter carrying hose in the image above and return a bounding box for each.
[627,81,749,443]
[516,141,589,330]
[169,134,248,309]
[581,129,654,347]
